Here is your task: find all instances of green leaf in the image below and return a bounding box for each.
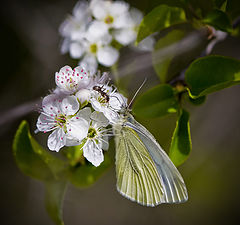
[185,55,240,98]
[136,4,186,43]
[69,153,112,188]
[202,9,232,32]
[132,84,179,118]
[13,121,66,181]
[169,109,192,167]
[62,143,86,167]
[152,24,209,82]
[45,180,67,225]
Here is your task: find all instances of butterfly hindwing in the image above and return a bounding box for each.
[115,125,165,206]
[125,116,188,203]
[114,115,188,206]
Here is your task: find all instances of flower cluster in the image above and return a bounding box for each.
[36,65,127,167]
[59,0,154,75]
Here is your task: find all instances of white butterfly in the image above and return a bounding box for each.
[112,84,188,206]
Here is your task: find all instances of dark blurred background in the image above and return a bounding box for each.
[1,0,240,225]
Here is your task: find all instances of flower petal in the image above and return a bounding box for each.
[113,12,132,29]
[130,7,143,25]
[73,1,90,20]
[60,38,70,54]
[69,42,85,58]
[66,107,91,141]
[86,21,109,42]
[42,94,61,115]
[65,136,81,146]
[101,136,109,150]
[60,95,79,116]
[97,46,119,67]
[91,111,109,127]
[79,54,98,75]
[90,0,108,20]
[113,28,136,45]
[137,36,155,52]
[109,92,128,111]
[110,1,129,16]
[67,117,89,141]
[37,114,55,133]
[103,108,120,124]
[83,140,104,167]
[90,97,104,112]
[76,107,91,122]
[48,128,66,152]
[75,89,91,104]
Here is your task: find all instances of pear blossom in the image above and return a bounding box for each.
[37,94,90,151]
[59,1,91,54]
[55,65,91,95]
[81,111,110,166]
[71,21,119,74]
[112,7,155,50]
[59,0,153,74]
[90,86,128,123]
[90,0,131,30]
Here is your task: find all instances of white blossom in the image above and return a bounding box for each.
[55,65,91,94]
[90,0,131,30]
[82,111,110,167]
[113,7,155,50]
[37,94,90,151]
[90,86,128,124]
[59,1,91,54]
[74,21,119,74]
[59,0,152,73]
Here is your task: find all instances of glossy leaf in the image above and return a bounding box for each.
[202,9,232,32]
[136,4,186,43]
[45,180,67,225]
[69,153,112,188]
[13,121,66,181]
[169,109,191,167]
[152,24,209,82]
[132,84,179,118]
[185,55,240,98]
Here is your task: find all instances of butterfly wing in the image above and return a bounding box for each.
[125,116,188,204]
[114,115,188,206]
[114,124,165,206]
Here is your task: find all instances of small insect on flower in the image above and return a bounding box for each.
[93,85,110,102]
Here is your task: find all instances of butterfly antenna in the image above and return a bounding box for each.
[127,78,147,110]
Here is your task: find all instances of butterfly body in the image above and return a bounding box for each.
[114,113,188,206]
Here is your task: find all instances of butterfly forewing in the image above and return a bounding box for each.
[114,115,188,206]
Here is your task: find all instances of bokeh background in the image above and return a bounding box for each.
[1,0,240,225]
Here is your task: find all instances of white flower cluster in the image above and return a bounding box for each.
[60,0,154,75]
[36,65,127,167]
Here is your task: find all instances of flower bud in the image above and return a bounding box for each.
[75,89,91,104]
